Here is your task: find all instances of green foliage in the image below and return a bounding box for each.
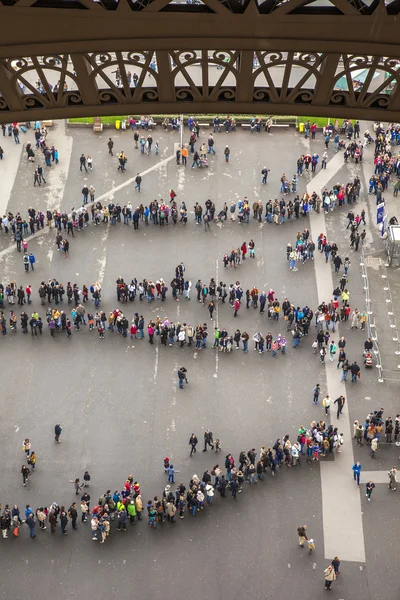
[68,114,299,125]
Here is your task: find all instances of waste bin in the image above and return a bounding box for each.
[299,122,304,133]
[115,120,121,130]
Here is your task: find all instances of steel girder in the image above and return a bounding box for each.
[0,0,399,122]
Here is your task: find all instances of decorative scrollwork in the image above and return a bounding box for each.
[330,92,349,105]
[24,95,47,108]
[176,87,196,101]
[292,90,314,104]
[216,87,236,101]
[66,93,83,105]
[141,89,159,102]
[98,90,120,104]
[253,88,271,102]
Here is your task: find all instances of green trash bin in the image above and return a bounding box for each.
[299,122,304,133]
[115,120,121,130]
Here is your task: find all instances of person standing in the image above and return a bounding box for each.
[127,501,136,524]
[261,167,270,184]
[48,507,58,533]
[224,146,230,162]
[388,466,397,491]
[79,154,88,172]
[36,508,47,530]
[167,464,179,484]
[117,507,127,531]
[297,524,308,547]
[81,500,89,523]
[60,506,68,535]
[334,395,345,419]
[331,557,340,576]
[68,503,78,530]
[352,461,362,485]
[370,436,378,458]
[366,480,375,501]
[324,564,336,590]
[54,423,62,442]
[25,514,36,538]
[189,433,198,456]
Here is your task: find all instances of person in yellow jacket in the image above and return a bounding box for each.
[29,451,37,471]
[135,495,143,520]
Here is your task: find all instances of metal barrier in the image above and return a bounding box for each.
[360,248,400,383]
[359,249,384,382]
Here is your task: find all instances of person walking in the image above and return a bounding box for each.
[322,395,331,416]
[107,138,114,156]
[324,564,336,590]
[313,384,320,405]
[334,395,345,419]
[203,430,214,451]
[189,433,198,456]
[55,423,62,442]
[21,464,30,486]
[297,524,308,547]
[307,538,315,555]
[135,173,142,192]
[366,480,375,501]
[178,366,188,390]
[352,461,362,485]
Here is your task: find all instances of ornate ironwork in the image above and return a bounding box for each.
[0,0,399,121]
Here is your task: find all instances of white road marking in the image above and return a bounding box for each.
[0,154,175,260]
[307,151,365,563]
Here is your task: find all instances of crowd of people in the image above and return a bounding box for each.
[0,252,367,378]
[1,118,400,596]
[3,415,347,544]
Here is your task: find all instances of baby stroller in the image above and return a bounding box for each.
[198,157,209,168]
[363,131,373,145]
[364,352,373,368]
[214,210,227,223]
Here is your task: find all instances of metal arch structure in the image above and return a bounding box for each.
[0,0,400,123]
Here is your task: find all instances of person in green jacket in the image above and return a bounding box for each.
[127,500,136,523]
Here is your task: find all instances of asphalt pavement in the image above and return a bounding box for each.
[0,122,399,600]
